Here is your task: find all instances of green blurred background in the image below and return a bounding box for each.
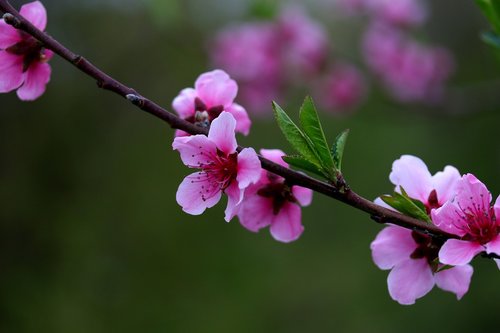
[1,0,499,332]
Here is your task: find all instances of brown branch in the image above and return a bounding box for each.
[0,1,462,241]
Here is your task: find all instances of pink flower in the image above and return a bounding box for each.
[367,0,427,27]
[172,70,251,137]
[0,1,53,101]
[172,112,261,221]
[375,155,461,213]
[316,63,366,112]
[432,174,500,266]
[237,149,313,242]
[371,226,473,305]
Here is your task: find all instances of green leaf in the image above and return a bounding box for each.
[381,187,432,223]
[299,96,334,173]
[272,102,322,167]
[476,0,500,33]
[481,31,500,49]
[282,155,326,178]
[331,129,350,172]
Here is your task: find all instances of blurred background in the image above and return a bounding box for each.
[1,0,499,332]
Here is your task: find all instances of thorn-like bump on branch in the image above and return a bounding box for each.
[126,94,144,107]
[2,13,20,28]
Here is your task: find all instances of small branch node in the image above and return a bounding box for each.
[72,55,83,66]
[126,94,144,107]
[3,13,20,28]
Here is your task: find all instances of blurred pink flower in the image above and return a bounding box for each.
[316,63,366,112]
[371,226,473,305]
[172,112,261,221]
[278,6,329,76]
[363,23,454,104]
[237,149,313,242]
[367,0,427,27]
[0,1,52,101]
[172,69,251,137]
[432,174,500,266]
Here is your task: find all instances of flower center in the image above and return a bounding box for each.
[5,34,46,72]
[410,231,442,266]
[257,177,297,214]
[425,189,440,214]
[185,97,225,128]
[455,203,498,244]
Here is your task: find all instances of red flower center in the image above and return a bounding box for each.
[6,33,46,72]
[455,203,498,244]
[257,174,297,214]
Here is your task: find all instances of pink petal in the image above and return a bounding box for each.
[237,193,273,232]
[374,196,394,210]
[174,129,190,137]
[226,103,251,136]
[434,264,473,300]
[172,88,197,119]
[439,239,484,266]
[456,174,492,213]
[16,61,51,101]
[387,258,435,305]
[485,234,500,256]
[260,149,288,167]
[0,20,21,48]
[0,51,24,93]
[224,181,243,222]
[236,147,261,189]
[176,172,222,215]
[195,69,237,108]
[172,134,217,168]
[20,1,47,31]
[292,186,313,207]
[431,201,467,237]
[269,203,304,243]
[208,111,237,154]
[494,195,500,227]
[370,226,416,270]
[495,259,500,270]
[389,155,432,202]
[431,165,460,204]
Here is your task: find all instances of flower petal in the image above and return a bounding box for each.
[431,165,460,204]
[494,195,500,228]
[226,103,251,136]
[456,174,492,213]
[0,51,23,93]
[431,201,467,237]
[269,203,304,243]
[439,239,484,266]
[208,111,237,154]
[389,155,432,202]
[260,149,288,167]
[485,234,500,256]
[236,147,261,189]
[237,193,273,232]
[374,196,394,210]
[0,19,21,48]
[172,134,216,168]
[176,172,222,215]
[16,61,51,101]
[172,88,197,119]
[434,264,473,300]
[224,181,243,222]
[495,259,500,270]
[20,1,47,31]
[387,258,435,305]
[292,186,313,207]
[195,69,237,108]
[370,226,416,270]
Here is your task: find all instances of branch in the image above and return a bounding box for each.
[0,1,460,241]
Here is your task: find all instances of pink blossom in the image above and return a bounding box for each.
[371,226,473,305]
[316,63,366,112]
[0,1,52,101]
[172,70,251,136]
[363,23,454,104]
[336,0,369,15]
[277,6,328,76]
[375,155,461,213]
[172,112,260,221]
[367,0,427,27]
[432,174,500,266]
[237,149,313,242]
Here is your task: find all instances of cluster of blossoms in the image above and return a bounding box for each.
[172,70,313,242]
[372,155,499,304]
[211,5,366,115]
[0,1,52,101]
[337,0,454,103]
